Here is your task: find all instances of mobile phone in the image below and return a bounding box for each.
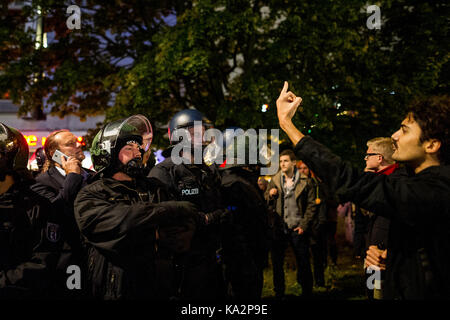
[52,149,69,165]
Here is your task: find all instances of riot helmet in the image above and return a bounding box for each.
[168,109,212,145]
[90,115,153,177]
[220,127,272,170]
[0,123,29,181]
[34,147,46,170]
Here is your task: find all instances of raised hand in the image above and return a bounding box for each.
[275,81,305,145]
[276,81,302,127]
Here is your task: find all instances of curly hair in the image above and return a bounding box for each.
[407,95,450,165]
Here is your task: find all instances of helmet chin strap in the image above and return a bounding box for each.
[0,160,11,182]
[116,157,150,178]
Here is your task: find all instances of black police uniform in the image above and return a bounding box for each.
[149,157,227,300]
[1,123,64,298]
[219,167,269,299]
[0,177,64,298]
[74,114,203,300]
[74,175,198,299]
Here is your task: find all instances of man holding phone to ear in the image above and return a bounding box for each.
[31,129,93,299]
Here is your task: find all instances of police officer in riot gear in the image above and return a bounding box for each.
[149,109,229,300]
[74,115,203,299]
[218,128,270,299]
[35,147,46,171]
[0,123,62,298]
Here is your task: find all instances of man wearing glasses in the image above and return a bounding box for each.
[360,137,399,299]
[364,137,398,174]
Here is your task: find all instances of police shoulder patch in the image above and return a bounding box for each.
[46,222,61,243]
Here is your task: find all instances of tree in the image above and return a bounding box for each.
[0,0,178,121]
[116,0,448,165]
[1,0,448,165]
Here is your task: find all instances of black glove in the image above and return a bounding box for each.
[204,208,232,225]
[157,223,196,254]
[156,201,206,226]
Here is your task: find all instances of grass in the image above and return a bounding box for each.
[261,216,367,300]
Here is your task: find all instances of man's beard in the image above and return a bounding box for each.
[117,157,150,178]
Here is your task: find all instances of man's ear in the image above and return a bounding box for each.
[424,138,441,155]
[378,154,383,163]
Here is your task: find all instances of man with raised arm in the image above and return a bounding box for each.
[276,82,450,299]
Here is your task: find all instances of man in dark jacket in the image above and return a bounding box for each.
[0,123,62,298]
[298,161,330,288]
[361,137,398,254]
[357,137,401,299]
[31,129,93,298]
[149,109,229,300]
[276,82,450,299]
[266,149,317,298]
[74,115,203,299]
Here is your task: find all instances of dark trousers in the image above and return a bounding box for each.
[323,221,338,266]
[180,256,226,300]
[271,228,313,296]
[310,225,326,286]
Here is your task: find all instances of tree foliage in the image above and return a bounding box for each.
[1,0,448,167]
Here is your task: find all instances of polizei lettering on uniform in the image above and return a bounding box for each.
[181,188,199,196]
[180,304,215,318]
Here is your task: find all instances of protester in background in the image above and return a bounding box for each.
[337,202,354,245]
[257,176,268,193]
[323,201,338,268]
[360,137,399,299]
[361,138,398,257]
[298,161,334,287]
[266,149,317,298]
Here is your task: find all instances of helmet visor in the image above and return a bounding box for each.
[0,123,28,170]
[0,124,16,154]
[100,115,153,154]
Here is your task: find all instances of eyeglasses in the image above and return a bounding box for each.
[364,153,383,160]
